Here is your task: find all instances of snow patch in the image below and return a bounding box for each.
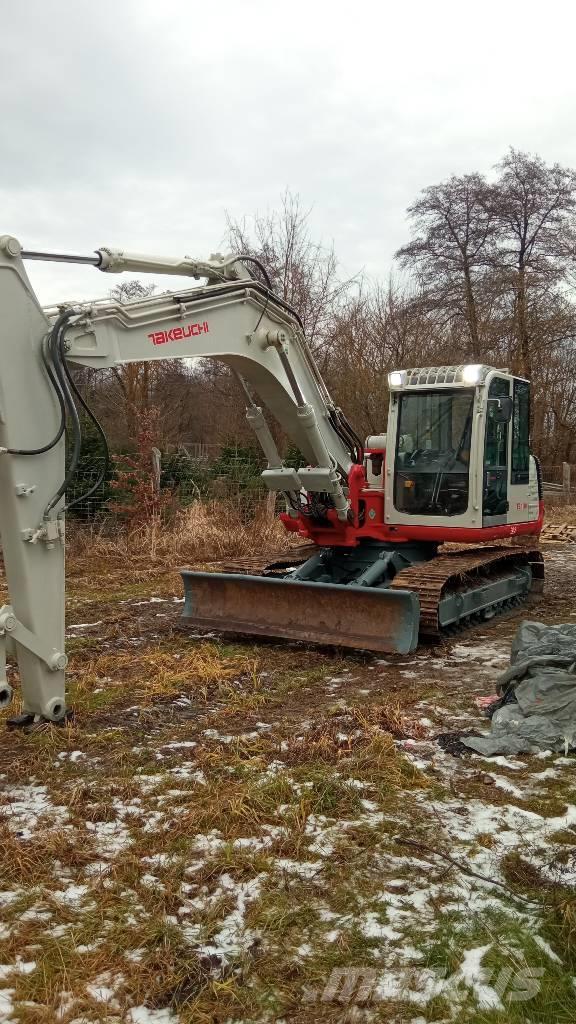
[54,884,91,907]
[161,741,197,751]
[274,858,323,878]
[127,1007,180,1023]
[85,819,132,858]
[0,959,36,980]
[0,784,69,839]
[0,990,15,1019]
[194,873,265,962]
[533,933,562,963]
[360,912,402,941]
[458,944,503,1009]
[57,750,85,763]
[487,774,525,798]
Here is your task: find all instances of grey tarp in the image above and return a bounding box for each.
[462,621,576,756]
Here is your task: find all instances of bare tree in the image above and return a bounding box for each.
[325,277,441,438]
[396,174,496,359]
[226,190,355,365]
[490,148,576,378]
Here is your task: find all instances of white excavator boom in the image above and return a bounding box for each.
[0,235,359,722]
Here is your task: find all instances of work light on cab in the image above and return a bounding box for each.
[461,364,484,384]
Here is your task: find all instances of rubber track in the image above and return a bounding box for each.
[389,545,544,640]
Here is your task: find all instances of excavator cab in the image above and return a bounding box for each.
[385,364,540,535]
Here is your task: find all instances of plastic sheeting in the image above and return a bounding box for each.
[462,621,576,756]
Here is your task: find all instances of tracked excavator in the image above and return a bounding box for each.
[0,235,543,726]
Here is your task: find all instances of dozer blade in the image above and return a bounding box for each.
[180,571,420,654]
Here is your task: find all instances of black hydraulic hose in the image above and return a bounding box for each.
[43,313,83,518]
[225,263,308,335]
[234,255,273,290]
[337,419,361,463]
[328,408,363,465]
[328,410,348,459]
[6,318,71,456]
[57,351,110,515]
[340,412,363,458]
[335,408,363,459]
[173,279,306,336]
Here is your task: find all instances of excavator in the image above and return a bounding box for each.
[0,235,544,726]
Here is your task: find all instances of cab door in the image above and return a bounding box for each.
[483,376,510,526]
[508,378,535,524]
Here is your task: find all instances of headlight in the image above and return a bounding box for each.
[388,370,406,388]
[461,364,483,384]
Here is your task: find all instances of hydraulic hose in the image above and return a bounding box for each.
[234,255,273,290]
[42,312,83,518]
[41,313,110,518]
[6,316,71,456]
[57,351,110,516]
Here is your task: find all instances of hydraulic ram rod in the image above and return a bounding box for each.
[21,249,102,266]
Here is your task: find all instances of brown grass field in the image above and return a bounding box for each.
[1,509,576,1023]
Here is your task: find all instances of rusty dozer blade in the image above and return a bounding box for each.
[180,571,420,654]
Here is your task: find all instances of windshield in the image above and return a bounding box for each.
[394,389,474,517]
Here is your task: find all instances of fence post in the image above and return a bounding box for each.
[151,447,161,494]
[266,490,277,521]
[563,463,571,502]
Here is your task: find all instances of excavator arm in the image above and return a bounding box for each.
[0,235,373,724]
[62,273,355,500]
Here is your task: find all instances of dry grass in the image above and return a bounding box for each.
[350,701,430,740]
[72,644,257,709]
[67,499,292,567]
[544,503,576,525]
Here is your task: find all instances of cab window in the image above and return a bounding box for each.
[485,377,509,469]
[511,380,530,484]
[483,377,509,517]
[393,389,473,516]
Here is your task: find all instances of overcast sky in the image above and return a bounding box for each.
[3,0,576,304]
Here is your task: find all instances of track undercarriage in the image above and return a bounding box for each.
[181,543,544,654]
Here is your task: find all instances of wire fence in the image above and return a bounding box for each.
[67,443,276,523]
[540,463,575,505]
[66,448,576,524]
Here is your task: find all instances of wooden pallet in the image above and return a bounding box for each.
[540,522,576,543]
